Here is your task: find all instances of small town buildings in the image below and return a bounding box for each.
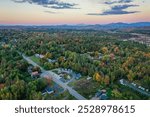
[42,86,54,95]
[48,59,56,63]
[87,76,92,80]
[28,66,40,78]
[95,89,108,100]
[45,87,54,94]
[35,54,44,59]
[31,71,40,78]
[100,94,108,100]
[75,73,81,80]
[119,79,126,86]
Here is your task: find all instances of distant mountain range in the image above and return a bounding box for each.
[0,22,150,30]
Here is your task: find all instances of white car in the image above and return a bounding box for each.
[138,86,145,90]
[131,83,136,86]
[138,86,142,89]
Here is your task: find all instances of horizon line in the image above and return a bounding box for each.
[0,21,150,26]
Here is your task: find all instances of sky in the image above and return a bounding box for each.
[0,0,150,25]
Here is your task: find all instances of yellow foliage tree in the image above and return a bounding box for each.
[101,47,108,54]
[45,52,52,59]
[93,72,102,82]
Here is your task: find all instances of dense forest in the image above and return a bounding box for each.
[0,29,150,100]
[0,47,47,99]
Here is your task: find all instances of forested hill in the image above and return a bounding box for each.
[0,22,150,30]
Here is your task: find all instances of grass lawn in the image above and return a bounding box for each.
[73,79,100,99]
[51,69,59,74]
[68,80,77,87]
[30,56,41,64]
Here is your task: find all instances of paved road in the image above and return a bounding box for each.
[41,72,87,100]
[21,53,86,100]
[120,79,150,97]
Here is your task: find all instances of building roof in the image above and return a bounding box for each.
[31,71,39,76]
[45,87,54,94]
[100,94,108,100]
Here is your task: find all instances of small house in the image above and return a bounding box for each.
[87,77,92,80]
[100,94,108,100]
[48,59,56,63]
[31,71,40,78]
[45,87,54,94]
[35,54,44,59]
[119,79,126,86]
[75,73,81,80]
[95,91,102,97]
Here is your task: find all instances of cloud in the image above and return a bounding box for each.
[87,11,138,15]
[44,11,62,14]
[51,3,78,9]
[102,4,139,15]
[88,0,139,15]
[100,10,139,15]
[44,11,58,14]
[104,0,133,5]
[12,0,77,9]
